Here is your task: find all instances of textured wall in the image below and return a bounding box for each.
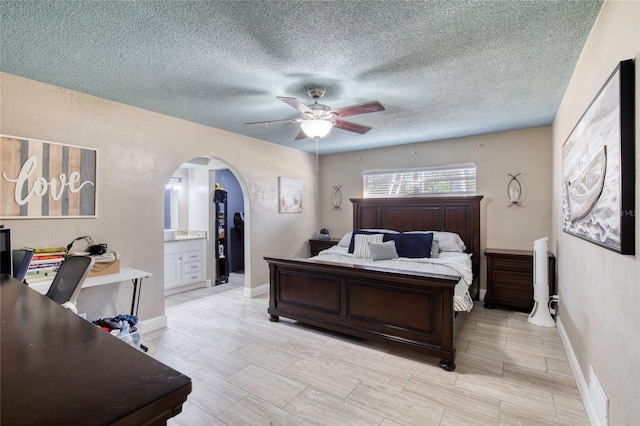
[318,126,554,295]
[551,1,639,424]
[0,73,318,323]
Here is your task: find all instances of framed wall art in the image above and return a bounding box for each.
[1,135,97,219]
[278,177,303,213]
[561,59,635,254]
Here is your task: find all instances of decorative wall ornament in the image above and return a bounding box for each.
[507,173,522,207]
[278,177,303,213]
[331,185,342,210]
[1,135,97,218]
[561,59,635,255]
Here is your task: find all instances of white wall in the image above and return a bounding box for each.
[174,167,189,230]
[186,166,210,233]
[319,126,554,295]
[0,73,319,323]
[551,1,639,424]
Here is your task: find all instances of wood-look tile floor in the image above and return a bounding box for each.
[143,274,589,425]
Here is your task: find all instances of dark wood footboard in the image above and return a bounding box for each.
[265,195,482,371]
[265,256,461,370]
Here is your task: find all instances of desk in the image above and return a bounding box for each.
[30,268,151,316]
[0,274,191,425]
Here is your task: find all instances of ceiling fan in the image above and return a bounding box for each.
[245,87,385,140]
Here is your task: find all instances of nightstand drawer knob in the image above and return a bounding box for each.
[513,289,519,295]
[513,274,519,280]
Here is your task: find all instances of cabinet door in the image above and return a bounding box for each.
[164,252,183,289]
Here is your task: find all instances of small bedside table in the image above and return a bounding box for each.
[309,239,339,256]
[484,248,555,311]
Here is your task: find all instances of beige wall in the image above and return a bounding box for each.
[552,1,639,424]
[318,126,553,295]
[0,73,319,323]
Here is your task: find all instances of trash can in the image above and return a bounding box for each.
[92,314,143,350]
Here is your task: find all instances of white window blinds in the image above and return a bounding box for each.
[363,163,476,198]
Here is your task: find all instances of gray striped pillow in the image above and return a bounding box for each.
[353,233,384,259]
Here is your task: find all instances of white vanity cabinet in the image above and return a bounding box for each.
[164,252,183,289]
[164,239,206,290]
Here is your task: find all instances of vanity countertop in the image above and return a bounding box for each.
[165,230,207,242]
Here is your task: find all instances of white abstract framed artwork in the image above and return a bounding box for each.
[561,60,635,255]
[278,177,303,213]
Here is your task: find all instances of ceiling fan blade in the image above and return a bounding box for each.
[294,130,308,140]
[245,118,301,125]
[277,96,314,114]
[331,101,385,118]
[334,118,372,134]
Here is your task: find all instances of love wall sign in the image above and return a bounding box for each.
[1,135,97,218]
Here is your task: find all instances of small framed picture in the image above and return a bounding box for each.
[278,177,303,213]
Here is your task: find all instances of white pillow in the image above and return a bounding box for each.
[368,240,399,261]
[337,232,352,247]
[434,232,466,252]
[353,233,384,259]
[430,240,440,258]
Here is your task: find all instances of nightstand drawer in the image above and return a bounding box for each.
[490,257,532,271]
[492,270,532,285]
[492,281,533,300]
[309,239,340,256]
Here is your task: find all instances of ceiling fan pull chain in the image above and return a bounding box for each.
[315,138,319,170]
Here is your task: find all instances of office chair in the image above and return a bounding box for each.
[46,255,95,305]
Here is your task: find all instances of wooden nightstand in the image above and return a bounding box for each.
[309,239,340,256]
[484,248,555,311]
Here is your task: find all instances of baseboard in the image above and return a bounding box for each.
[244,282,269,298]
[164,280,207,296]
[139,314,167,335]
[557,316,597,425]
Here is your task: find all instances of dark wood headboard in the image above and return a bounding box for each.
[351,196,483,279]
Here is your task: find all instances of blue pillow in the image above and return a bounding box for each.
[382,233,434,258]
[348,230,385,253]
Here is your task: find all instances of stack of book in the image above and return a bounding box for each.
[26,247,66,282]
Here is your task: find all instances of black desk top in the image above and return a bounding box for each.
[1,274,192,425]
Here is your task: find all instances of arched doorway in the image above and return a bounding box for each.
[163,156,249,296]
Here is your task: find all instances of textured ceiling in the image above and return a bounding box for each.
[0,1,602,155]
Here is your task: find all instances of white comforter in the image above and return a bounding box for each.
[311,246,474,312]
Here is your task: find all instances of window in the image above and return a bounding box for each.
[363,163,476,198]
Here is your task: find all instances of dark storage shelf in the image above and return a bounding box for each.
[214,189,229,285]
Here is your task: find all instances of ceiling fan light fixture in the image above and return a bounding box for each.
[300,119,333,139]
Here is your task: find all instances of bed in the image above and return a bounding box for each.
[264,196,482,371]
